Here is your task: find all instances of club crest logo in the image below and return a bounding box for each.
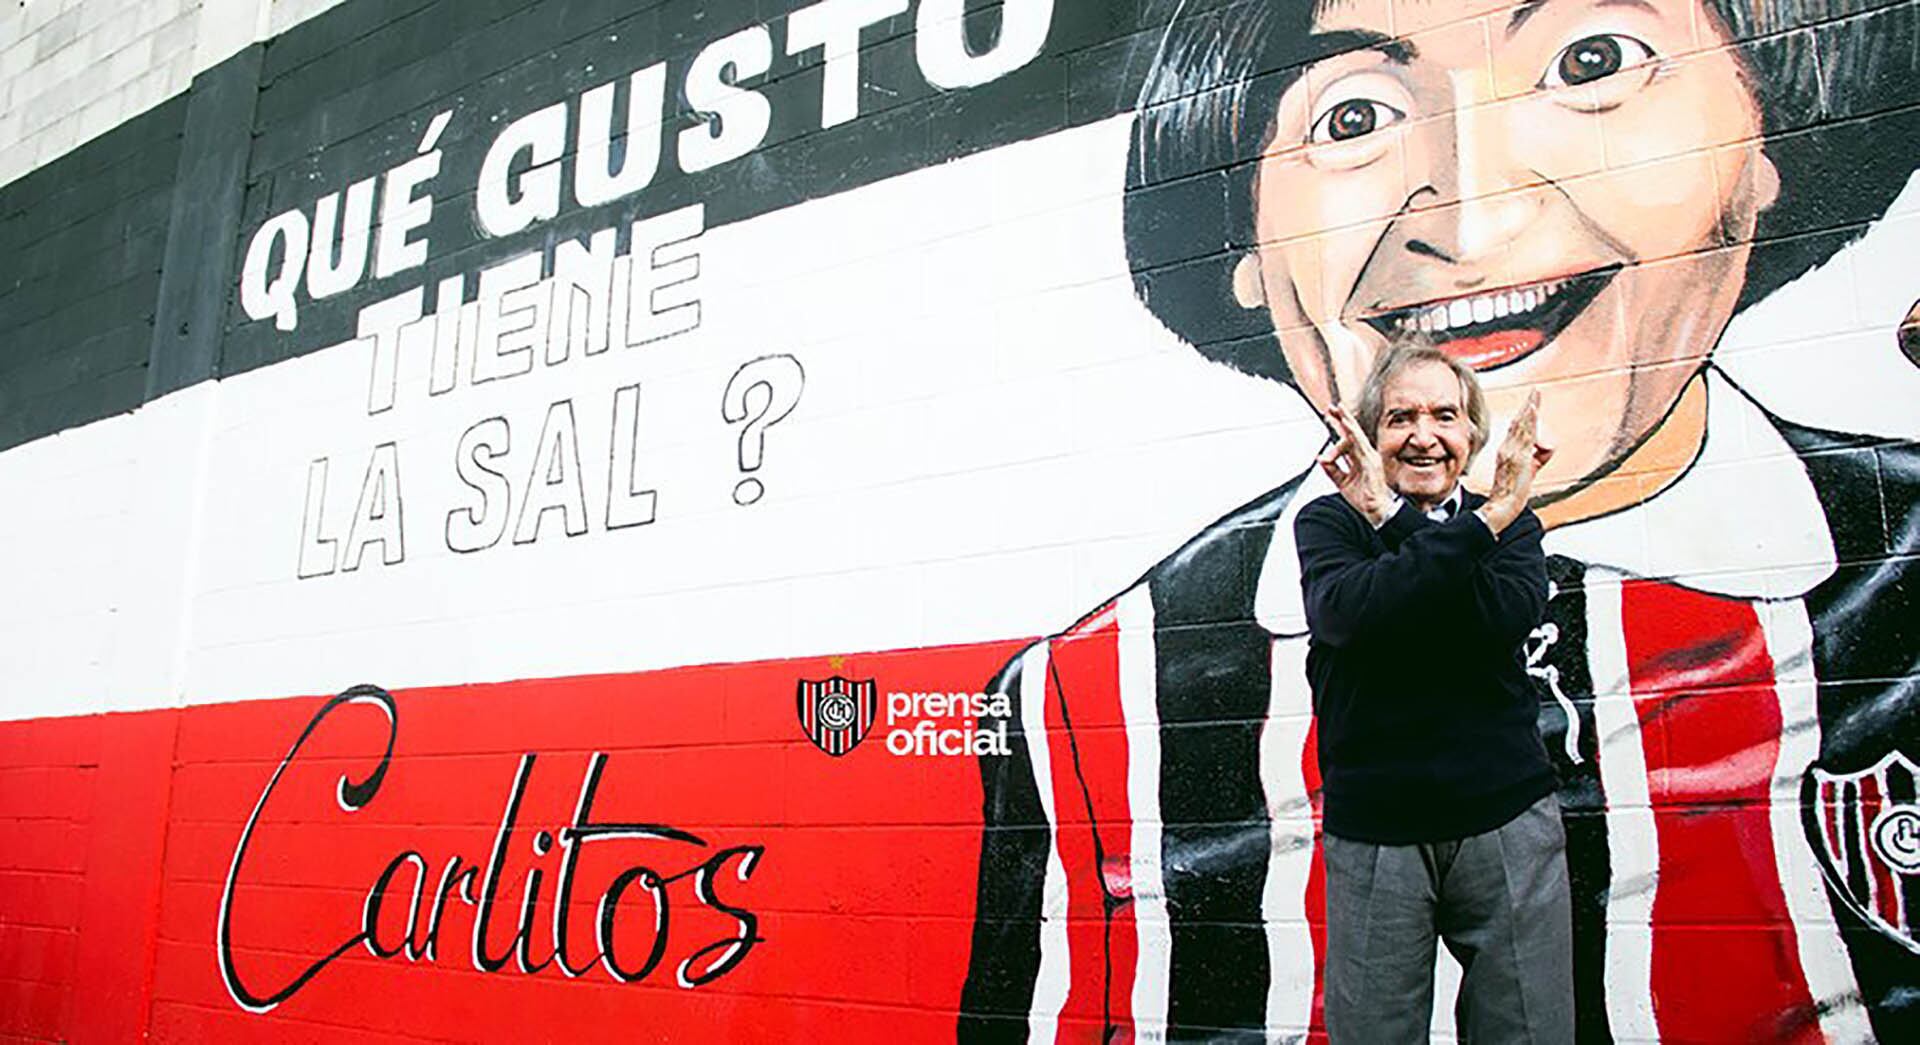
[1806,750,1920,954]
[796,676,877,757]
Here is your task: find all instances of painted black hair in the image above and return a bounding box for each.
[1122,0,1920,383]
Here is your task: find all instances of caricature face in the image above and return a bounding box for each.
[1235,0,1779,503]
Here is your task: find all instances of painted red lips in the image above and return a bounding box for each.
[1361,266,1621,372]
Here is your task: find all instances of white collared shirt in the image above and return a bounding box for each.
[1374,484,1465,528]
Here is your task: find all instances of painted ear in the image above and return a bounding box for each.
[1754,148,1782,212]
[1231,251,1266,310]
[1900,297,1920,369]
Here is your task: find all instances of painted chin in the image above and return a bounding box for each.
[1361,265,1621,372]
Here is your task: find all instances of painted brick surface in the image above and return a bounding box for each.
[0,93,183,450]
[0,0,355,185]
[3,0,1920,1042]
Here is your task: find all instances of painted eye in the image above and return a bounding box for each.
[1541,33,1655,88]
[1310,98,1404,143]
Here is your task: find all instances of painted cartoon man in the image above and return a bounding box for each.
[962,0,1920,1040]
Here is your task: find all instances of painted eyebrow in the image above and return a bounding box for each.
[1302,29,1419,67]
[1510,0,1662,35]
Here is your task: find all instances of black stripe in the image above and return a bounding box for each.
[1146,489,1286,1035]
[4,0,1166,452]
[1843,783,1873,904]
[147,45,266,399]
[1541,556,1617,1045]
[1888,761,1915,807]
[961,651,1047,1041]
[0,92,186,452]
[1785,420,1920,1041]
[218,0,1132,375]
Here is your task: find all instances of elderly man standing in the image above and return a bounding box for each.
[1297,342,1567,1044]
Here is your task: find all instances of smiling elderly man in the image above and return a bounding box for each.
[1297,342,1563,1043]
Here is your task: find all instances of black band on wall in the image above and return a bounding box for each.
[148,44,267,400]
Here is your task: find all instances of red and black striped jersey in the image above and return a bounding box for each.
[961,381,1920,1043]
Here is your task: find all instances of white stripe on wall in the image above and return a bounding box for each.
[1262,634,1317,1038]
[1583,569,1660,1042]
[1021,642,1070,1043]
[1431,950,1464,1042]
[1117,587,1170,1039]
[1759,600,1873,1043]
[0,117,1317,721]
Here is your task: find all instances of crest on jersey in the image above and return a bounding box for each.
[796,676,877,757]
[1807,750,1920,954]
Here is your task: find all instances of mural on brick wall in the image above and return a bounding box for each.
[5,0,1920,1041]
[964,0,1920,1041]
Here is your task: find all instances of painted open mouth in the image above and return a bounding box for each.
[1360,265,1621,371]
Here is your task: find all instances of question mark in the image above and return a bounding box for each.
[721,354,806,505]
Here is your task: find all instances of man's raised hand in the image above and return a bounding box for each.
[1319,405,1396,527]
[1478,391,1553,535]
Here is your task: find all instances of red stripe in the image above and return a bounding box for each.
[1303,720,1329,1044]
[1045,609,1137,1035]
[1621,580,1817,1043]
[1822,781,1846,882]
[1860,776,1902,929]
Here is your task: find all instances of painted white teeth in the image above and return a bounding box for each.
[1387,277,1577,333]
[1397,276,1574,330]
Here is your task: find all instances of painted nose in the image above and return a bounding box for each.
[1402,87,1538,270]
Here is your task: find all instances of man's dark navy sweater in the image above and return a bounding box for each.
[1294,489,1555,845]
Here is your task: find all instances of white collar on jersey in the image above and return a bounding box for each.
[1543,366,1833,599]
[1255,464,1334,638]
[1254,366,1835,637]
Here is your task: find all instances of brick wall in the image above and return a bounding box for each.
[3,0,1920,1041]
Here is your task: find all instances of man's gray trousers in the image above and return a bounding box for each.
[1323,793,1575,1044]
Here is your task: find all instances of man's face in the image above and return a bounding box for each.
[1234,0,1777,503]
[1376,360,1475,506]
